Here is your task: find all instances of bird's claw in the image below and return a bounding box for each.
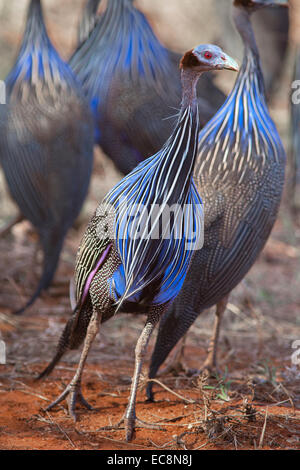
[125,415,163,441]
[98,414,163,441]
[45,381,94,421]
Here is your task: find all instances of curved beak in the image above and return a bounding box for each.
[220,53,239,72]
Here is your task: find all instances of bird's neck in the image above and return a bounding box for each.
[154,69,200,203]
[180,68,200,111]
[233,7,260,60]
[23,0,48,46]
[5,0,76,101]
[79,0,100,41]
[232,6,265,94]
[80,0,174,93]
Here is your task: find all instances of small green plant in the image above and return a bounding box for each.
[203,367,232,402]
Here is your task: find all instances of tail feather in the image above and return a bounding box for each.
[37,299,93,380]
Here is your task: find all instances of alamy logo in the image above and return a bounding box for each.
[291,80,300,105]
[95,201,204,251]
[0,340,6,365]
[0,80,6,104]
[291,340,300,366]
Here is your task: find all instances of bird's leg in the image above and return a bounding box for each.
[0,213,24,237]
[121,305,165,441]
[45,308,102,421]
[200,294,229,375]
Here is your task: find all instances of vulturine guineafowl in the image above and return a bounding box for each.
[146,0,287,401]
[70,0,226,174]
[38,44,238,442]
[0,0,94,314]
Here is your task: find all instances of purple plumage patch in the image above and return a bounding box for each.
[80,243,112,305]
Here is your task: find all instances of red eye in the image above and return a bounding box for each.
[204,51,212,59]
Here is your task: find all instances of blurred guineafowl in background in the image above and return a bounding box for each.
[146,0,287,401]
[38,44,238,442]
[70,0,226,175]
[0,0,94,313]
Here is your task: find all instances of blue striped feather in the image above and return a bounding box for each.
[6,0,81,102]
[70,0,178,129]
[102,105,203,307]
[194,51,285,182]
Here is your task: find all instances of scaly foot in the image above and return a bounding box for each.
[45,381,94,421]
[99,413,163,442]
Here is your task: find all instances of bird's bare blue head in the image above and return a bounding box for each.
[180,44,239,74]
[180,44,238,108]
